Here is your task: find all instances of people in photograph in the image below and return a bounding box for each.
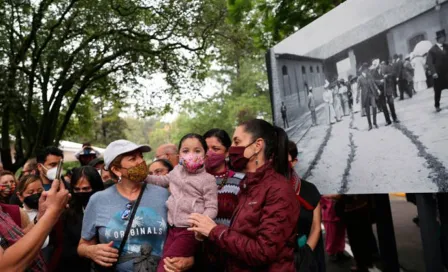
[281,101,289,128]
[0,179,70,272]
[372,59,393,126]
[332,82,343,121]
[323,81,337,124]
[392,54,401,98]
[381,61,400,124]
[155,144,180,167]
[339,79,350,116]
[308,87,318,126]
[357,63,380,131]
[427,30,448,112]
[350,75,361,114]
[347,77,354,111]
[288,141,325,272]
[403,55,415,95]
[78,140,193,272]
[411,53,428,92]
[397,54,413,100]
[145,134,217,272]
[188,119,300,271]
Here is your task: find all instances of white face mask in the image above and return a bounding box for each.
[42,165,57,181]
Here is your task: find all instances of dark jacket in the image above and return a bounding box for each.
[208,163,300,272]
[357,73,379,107]
[427,44,448,80]
[393,59,404,79]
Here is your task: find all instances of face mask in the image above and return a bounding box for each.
[42,165,57,181]
[228,141,256,172]
[24,193,41,210]
[205,150,226,172]
[74,192,94,207]
[123,161,148,183]
[179,153,205,173]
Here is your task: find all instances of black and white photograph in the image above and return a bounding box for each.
[267,0,448,194]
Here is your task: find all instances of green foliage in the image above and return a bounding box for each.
[227,0,346,49]
[0,0,224,172]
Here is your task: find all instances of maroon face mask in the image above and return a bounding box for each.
[228,141,256,172]
[205,150,226,172]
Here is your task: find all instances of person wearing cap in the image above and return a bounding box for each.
[323,80,337,125]
[75,143,100,166]
[78,140,193,272]
[427,30,448,112]
[357,63,380,131]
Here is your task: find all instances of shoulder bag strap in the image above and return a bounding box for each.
[112,183,147,269]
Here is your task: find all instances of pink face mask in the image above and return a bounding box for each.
[205,150,226,172]
[180,153,205,173]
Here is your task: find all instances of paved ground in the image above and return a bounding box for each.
[290,88,448,194]
[326,195,426,272]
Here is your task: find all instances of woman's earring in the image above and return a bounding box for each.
[118,176,122,183]
[255,153,259,166]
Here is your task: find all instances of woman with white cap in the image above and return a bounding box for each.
[77,140,193,272]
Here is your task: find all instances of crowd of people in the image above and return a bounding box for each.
[0,117,387,272]
[0,30,445,272]
[313,30,448,131]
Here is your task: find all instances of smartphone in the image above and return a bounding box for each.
[55,159,64,186]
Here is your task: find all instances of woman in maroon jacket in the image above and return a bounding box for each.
[189,119,300,271]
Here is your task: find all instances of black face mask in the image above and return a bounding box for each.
[24,193,41,210]
[74,192,94,207]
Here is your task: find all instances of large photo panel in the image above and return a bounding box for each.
[266,0,448,194]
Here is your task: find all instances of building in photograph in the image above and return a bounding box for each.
[269,0,448,126]
[268,53,326,125]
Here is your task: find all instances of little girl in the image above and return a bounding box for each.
[145,133,218,272]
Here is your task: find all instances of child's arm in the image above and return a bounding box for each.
[202,174,218,219]
[144,168,173,188]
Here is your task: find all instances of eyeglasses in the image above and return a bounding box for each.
[121,202,135,220]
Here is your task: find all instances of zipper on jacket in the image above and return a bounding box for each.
[229,189,248,227]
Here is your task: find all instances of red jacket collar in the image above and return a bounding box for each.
[241,162,274,190]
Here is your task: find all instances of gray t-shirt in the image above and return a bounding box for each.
[82,184,169,272]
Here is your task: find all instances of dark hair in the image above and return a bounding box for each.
[240,119,289,178]
[70,166,104,194]
[36,146,64,164]
[178,133,208,154]
[82,142,92,148]
[149,159,174,172]
[203,129,232,150]
[65,166,104,223]
[288,141,298,161]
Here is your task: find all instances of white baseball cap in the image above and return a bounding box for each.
[103,140,151,170]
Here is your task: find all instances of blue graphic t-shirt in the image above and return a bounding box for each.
[82,184,169,272]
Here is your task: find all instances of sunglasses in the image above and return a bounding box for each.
[121,202,135,220]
